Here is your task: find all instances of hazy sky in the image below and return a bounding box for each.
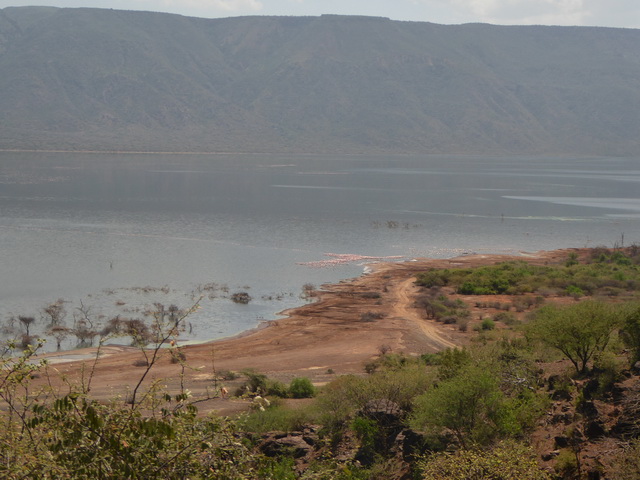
[1,0,639,28]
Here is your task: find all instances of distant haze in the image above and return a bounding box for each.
[0,7,639,155]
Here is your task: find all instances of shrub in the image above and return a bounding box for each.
[231,291,252,304]
[620,302,640,364]
[411,364,520,447]
[361,311,384,322]
[555,449,579,477]
[566,285,585,299]
[611,438,640,480]
[417,440,552,480]
[289,377,316,399]
[592,351,624,397]
[434,348,472,380]
[481,318,496,331]
[219,370,240,380]
[239,404,312,433]
[242,370,268,394]
[416,293,470,323]
[493,312,517,326]
[267,379,289,398]
[360,291,381,299]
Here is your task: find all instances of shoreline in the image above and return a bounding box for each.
[34,248,582,406]
[32,248,559,365]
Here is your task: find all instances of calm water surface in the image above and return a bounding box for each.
[1,152,639,350]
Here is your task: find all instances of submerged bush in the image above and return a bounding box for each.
[231,292,252,304]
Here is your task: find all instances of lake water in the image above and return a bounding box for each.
[1,152,639,351]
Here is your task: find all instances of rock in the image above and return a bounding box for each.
[542,451,560,461]
[259,434,314,458]
[632,361,640,375]
[302,425,320,446]
[554,436,570,448]
[391,429,425,461]
[360,398,402,426]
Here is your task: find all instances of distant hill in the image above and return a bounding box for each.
[1,7,639,155]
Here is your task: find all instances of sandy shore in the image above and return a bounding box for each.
[35,248,578,414]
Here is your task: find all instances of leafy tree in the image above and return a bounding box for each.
[411,366,508,448]
[526,300,621,374]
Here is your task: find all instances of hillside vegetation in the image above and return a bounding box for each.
[0,7,639,154]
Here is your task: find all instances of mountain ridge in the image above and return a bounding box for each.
[1,7,639,155]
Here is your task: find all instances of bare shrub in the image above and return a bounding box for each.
[378,344,392,355]
[361,311,384,322]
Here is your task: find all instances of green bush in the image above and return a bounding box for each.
[239,404,313,433]
[267,379,290,398]
[481,318,496,330]
[555,449,579,476]
[566,285,585,298]
[241,369,268,394]
[289,377,316,399]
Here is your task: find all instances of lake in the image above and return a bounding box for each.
[1,151,639,351]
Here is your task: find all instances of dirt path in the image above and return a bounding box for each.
[390,277,457,350]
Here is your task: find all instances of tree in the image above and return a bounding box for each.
[71,301,100,347]
[527,300,620,375]
[42,299,67,327]
[47,325,70,350]
[411,366,507,448]
[17,316,36,336]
